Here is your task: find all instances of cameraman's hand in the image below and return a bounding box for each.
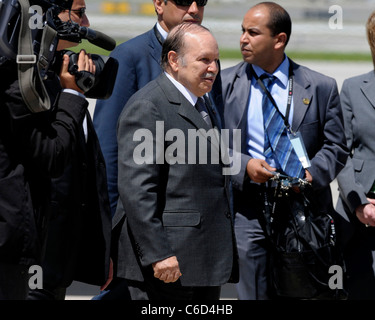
[59,50,96,94]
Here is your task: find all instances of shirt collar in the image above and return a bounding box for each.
[156,22,168,42]
[164,72,197,106]
[252,55,290,89]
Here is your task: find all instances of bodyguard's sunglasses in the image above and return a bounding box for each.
[170,0,208,7]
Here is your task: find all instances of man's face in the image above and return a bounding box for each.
[240,6,278,69]
[174,31,219,97]
[155,0,204,32]
[57,0,90,50]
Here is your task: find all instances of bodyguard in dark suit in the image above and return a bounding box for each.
[335,10,375,299]
[213,2,348,299]
[113,23,238,300]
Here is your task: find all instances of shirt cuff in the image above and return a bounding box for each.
[62,88,86,99]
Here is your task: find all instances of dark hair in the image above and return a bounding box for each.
[161,22,211,70]
[255,2,292,47]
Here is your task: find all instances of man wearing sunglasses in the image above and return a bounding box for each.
[92,0,207,300]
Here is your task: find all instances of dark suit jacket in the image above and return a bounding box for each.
[0,60,89,266]
[113,73,238,287]
[44,111,112,288]
[215,59,348,215]
[336,71,375,245]
[93,25,163,216]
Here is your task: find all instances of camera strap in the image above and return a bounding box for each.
[17,0,57,113]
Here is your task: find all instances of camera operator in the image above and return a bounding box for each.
[0,0,111,300]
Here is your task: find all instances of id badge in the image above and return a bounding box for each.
[287,131,311,169]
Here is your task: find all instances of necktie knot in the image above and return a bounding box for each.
[260,74,276,89]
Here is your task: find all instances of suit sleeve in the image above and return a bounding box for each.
[93,45,139,216]
[336,79,368,213]
[306,76,348,190]
[117,98,174,267]
[210,64,252,192]
[5,82,88,178]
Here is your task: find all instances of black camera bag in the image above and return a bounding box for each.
[261,181,347,299]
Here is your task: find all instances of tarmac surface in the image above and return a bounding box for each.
[65,59,373,300]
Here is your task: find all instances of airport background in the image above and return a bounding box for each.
[67,0,374,299]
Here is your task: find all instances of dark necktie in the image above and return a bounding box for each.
[261,74,304,178]
[195,97,212,128]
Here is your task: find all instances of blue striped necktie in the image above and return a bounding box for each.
[261,74,304,178]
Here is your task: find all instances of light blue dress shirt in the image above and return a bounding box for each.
[246,56,294,169]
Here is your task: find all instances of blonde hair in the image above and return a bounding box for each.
[367,10,375,66]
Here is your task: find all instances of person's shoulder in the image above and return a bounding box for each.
[220,61,248,87]
[221,61,247,76]
[292,60,337,86]
[127,75,161,103]
[119,76,162,120]
[110,28,155,55]
[343,70,374,85]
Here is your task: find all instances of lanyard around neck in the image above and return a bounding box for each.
[250,61,295,134]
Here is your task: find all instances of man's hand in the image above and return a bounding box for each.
[356,198,375,227]
[59,50,96,94]
[100,258,113,291]
[152,256,182,283]
[305,169,313,183]
[246,158,276,183]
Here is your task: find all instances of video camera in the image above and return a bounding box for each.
[58,50,118,99]
[0,0,118,111]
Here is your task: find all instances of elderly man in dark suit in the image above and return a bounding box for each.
[93,0,209,300]
[113,22,238,300]
[93,0,207,217]
[212,2,348,299]
[335,10,375,299]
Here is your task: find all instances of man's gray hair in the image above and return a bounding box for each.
[161,22,211,70]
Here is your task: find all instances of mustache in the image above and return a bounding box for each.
[202,72,217,78]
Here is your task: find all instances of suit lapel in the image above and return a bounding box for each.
[155,73,212,130]
[361,71,375,109]
[148,25,163,66]
[290,61,312,131]
[232,63,252,130]
[157,74,221,154]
